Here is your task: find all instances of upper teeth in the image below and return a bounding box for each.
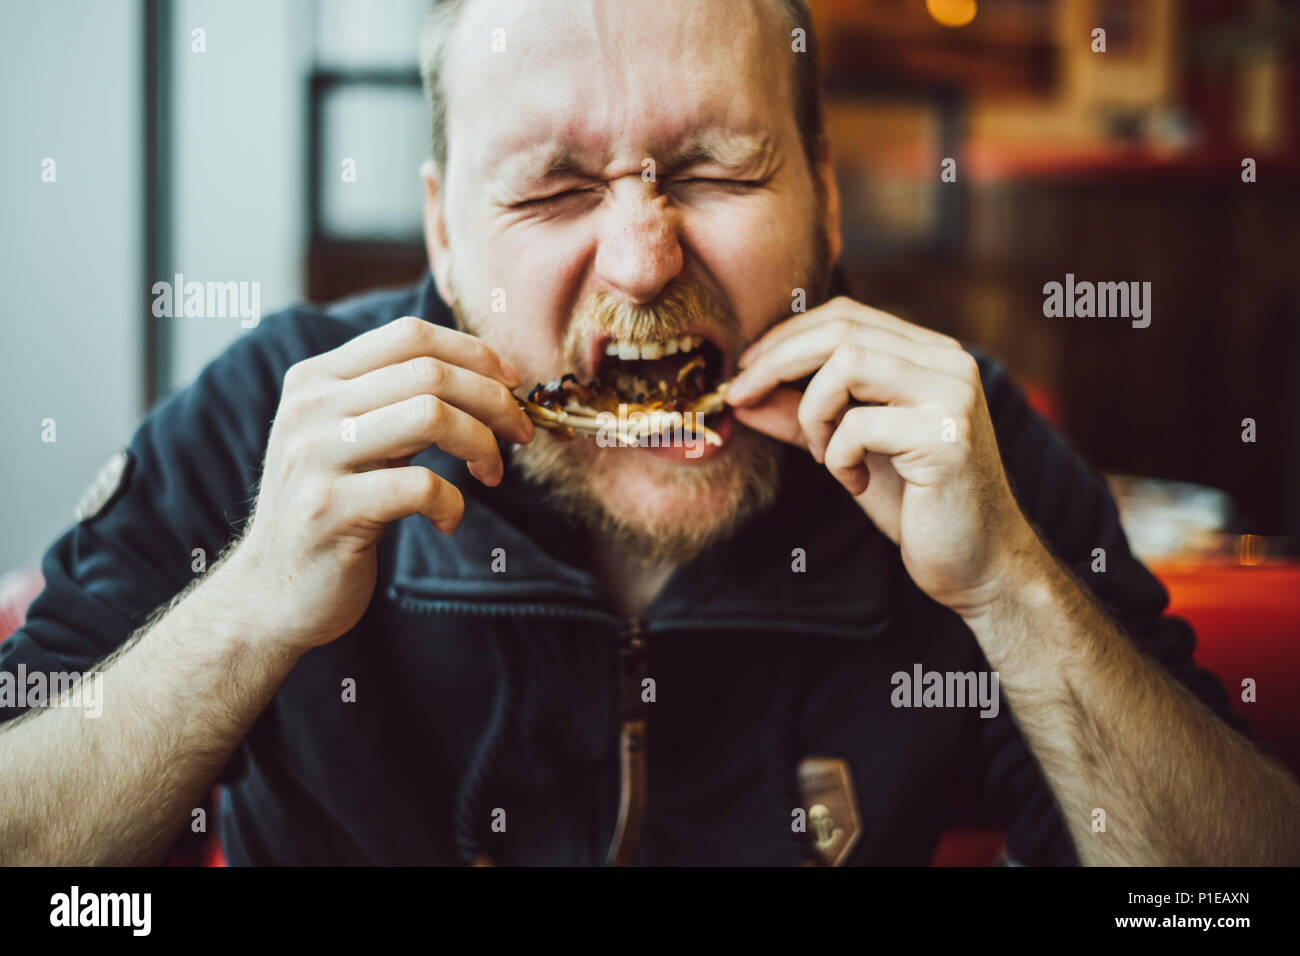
[605,335,703,360]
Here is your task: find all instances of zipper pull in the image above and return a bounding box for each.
[616,620,648,725]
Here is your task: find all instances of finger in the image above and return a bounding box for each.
[338,465,466,534]
[728,321,972,406]
[340,356,533,444]
[823,406,934,495]
[730,387,808,449]
[315,315,519,387]
[798,346,959,458]
[353,456,412,474]
[341,394,504,485]
[739,297,960,367]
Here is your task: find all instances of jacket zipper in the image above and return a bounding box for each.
[606,618,648,865]
[392,589,889,865]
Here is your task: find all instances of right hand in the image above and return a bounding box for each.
[229,315,534,651]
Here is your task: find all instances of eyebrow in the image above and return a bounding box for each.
[493,144,587,188]
[669,131,772,170]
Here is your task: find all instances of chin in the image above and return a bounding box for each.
[593,450,746,543]
[512,425,785,565]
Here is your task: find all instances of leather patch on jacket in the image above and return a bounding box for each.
[797,756,862,866]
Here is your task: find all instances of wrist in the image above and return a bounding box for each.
[960,518,1056,632]
[186,542,308,667]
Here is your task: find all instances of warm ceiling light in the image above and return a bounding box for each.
[926,0,977,28]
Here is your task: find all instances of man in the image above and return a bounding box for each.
[2,0,1297,866]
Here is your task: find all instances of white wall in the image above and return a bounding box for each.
[0,0,432,571]
[164,0,314,391]
[316,0,428,68]
[163,0,428,392]
[0,1,144,570]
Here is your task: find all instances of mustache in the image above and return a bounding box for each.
[561,280,740,370]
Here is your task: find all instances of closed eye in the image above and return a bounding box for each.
[511,187,600,211]
[669,177,765,192]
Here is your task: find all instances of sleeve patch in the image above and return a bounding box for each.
[75,449,133,523]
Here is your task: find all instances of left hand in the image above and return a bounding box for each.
[726,296,1041,619]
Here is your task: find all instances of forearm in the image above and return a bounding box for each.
[0,548,302,865]
[966,535,1300,866]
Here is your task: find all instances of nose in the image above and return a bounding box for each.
[593,180,683,306]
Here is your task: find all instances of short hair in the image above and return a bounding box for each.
[419,0,824,178]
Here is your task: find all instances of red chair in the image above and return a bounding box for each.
[930,560,1300,864]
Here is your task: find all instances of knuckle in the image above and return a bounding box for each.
[492,383,517,416]
[278,434,313,473]
[411,355,445,392]
[389,314,426,347]
[830,316,857,340]
[955,350,980,380]
[825,448,852,474]
[822,432,850,466]
[796,414,820,442]
[302,480,334,523]
[410,393,443,431]
[950,378,979,412]
[832,342,866,368]
[410,467,441,502]
[843,405,872,433]
[283,383,325,419]
[283,359,312,391]
[795,397,823,434]
[470,338,496,369]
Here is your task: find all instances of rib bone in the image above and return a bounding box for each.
[517,379,730,447]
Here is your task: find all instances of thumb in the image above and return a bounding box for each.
[729,387,808,450]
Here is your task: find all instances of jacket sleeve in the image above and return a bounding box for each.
[0,315,304,740]
[965,350,1259,866]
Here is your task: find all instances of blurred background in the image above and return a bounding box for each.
[2,0,1299,578]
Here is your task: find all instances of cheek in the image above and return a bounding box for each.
[497,233,590,380]
[451,216,594,380]
[682,192,818,339]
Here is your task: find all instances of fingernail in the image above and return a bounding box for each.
[468,461,499,486]
[500,358,520,387]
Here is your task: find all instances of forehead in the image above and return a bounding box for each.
[442,0,795,175]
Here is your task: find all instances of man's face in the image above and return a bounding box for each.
[425,0,837,561]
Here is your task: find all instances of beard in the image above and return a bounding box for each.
[449,226,832,565]
[509,398,786,564]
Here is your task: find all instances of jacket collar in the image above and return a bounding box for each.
[388,270,900,638]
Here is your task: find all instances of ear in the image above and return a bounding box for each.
[815,137,842,266]
[421,160,455,306]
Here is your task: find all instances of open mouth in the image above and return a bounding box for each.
[518,332,731,446]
